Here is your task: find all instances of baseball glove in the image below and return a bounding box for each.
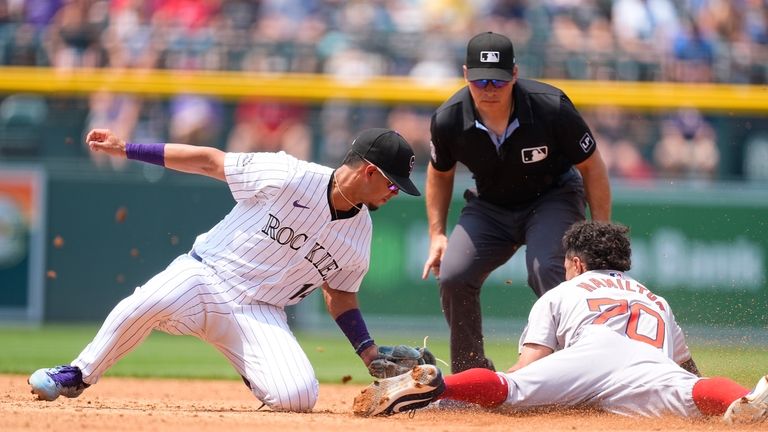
[367,344,437,378]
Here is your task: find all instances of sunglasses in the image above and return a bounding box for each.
[362,159,399,193]
[373,165,399,192]
[470,79,510,89]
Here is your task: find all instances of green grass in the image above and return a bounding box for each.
[1,325,764,386]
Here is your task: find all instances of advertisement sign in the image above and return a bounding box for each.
[357,186,768,328]
[0,166,45,322]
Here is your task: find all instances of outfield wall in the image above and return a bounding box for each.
[2,67,768,111]
[1,163,765,330]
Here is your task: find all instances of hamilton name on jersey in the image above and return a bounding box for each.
[261,213,339,279]
[574,273,666,312]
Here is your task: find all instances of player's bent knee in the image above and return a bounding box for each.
[439,271,481,298]
[528,260,565,294]
[260,380,319,412]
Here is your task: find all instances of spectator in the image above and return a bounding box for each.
[168,94,223,147]
[547,13,587,79]
[153,0,220,70]
[3,21,48,65]
[585,16,617,80]
[103,0,161,69]
[605,138,656,180]
[486,0,531,44]
[45,0,108,69]
[653,108,720,179]
[407,38,457,82]
[85,89,141,170]
[386,105,432,164]
[612,0,680,80]
[225,99,312,160]
[318,41,390,165]
[23,0,62,30]
[671,17,716,82]
[0,0,765,183]
[0,0,765,84]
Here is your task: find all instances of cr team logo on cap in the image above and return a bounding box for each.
[480,51,500,63]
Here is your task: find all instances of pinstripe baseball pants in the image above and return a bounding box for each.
[72,254,319,412]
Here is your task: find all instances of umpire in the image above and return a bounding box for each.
[422,32,611,373]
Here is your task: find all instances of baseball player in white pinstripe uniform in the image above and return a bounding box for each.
[28,127,420,412]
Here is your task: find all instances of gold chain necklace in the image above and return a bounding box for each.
[333,173,361,212]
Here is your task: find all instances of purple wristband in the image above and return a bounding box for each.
[335,308,374,355]
[125,143,166,166]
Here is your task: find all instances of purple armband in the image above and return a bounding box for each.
[125,143,166,166]
[335,308,375,355]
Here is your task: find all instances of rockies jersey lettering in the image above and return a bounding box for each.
[261,213,310,250]
[191,151,371,306]
[261,213,340,279]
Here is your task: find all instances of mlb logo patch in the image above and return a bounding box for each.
[579,133,595,152]
[480,51,500,63]
[521,146,548,163]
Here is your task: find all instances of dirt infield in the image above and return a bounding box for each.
[0,374,755,432]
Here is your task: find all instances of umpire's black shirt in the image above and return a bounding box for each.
[429,78,596,208]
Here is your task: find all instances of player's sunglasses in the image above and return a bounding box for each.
[470,79,510,89]
[363,159,399,193]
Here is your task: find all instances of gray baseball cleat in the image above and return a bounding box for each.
[28,365,90,401]
[723,375,768,424]
[353,365,445,417]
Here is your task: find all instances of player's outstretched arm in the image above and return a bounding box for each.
[506,343,554,373]
[321,283,379,366]
[86,128,226,181]
[163,144,225,181]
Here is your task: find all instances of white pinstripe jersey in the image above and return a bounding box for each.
[520,270,691,364]
[191,151,372,307]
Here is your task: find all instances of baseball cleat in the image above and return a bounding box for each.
[28,365,90,401]
[353,365,445,417]
[723,375,768,424]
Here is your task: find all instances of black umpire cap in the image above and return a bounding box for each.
[465,32,516,81]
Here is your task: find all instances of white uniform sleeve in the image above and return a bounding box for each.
[519,294,560,352]
[324,263,369,293]
[223,152,292,202]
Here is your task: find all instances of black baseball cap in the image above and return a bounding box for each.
[351,128,421,196]
[465,32,516,81]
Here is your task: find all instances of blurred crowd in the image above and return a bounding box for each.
[1,0,767,181]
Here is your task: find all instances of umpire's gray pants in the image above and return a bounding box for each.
[439,171,586,373]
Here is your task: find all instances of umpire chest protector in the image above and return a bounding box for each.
[430,79,596,208]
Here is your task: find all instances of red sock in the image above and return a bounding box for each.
[438,368,509,408]
[692,377,750,416]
